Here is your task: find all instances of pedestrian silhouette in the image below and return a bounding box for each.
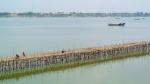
[23,52,25,57]
[16,54,19,59]
[61,49,66,53]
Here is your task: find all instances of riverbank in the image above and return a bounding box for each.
[0,41,150,80]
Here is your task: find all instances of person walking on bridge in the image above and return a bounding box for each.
[23,52,26,57]
[16,54,19,59]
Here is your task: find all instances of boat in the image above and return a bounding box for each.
[108,23,125,26]
[134,18,140,20]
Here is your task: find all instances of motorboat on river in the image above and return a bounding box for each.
[108,23,125,26]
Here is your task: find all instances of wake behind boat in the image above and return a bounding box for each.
[108,23,125,26]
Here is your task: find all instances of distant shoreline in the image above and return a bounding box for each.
[0,12,150,17]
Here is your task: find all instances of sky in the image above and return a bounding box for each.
[0,0,150,13]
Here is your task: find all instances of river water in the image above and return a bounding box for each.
[0,17,150,84]
[0,17,150,56]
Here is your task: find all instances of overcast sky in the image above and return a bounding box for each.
[0,0,150,12]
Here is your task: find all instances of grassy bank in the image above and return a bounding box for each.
[0,52,149,80]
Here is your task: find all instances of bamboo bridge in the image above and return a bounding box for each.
[0,41,150,79]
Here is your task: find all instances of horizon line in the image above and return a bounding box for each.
[0,11,149,13]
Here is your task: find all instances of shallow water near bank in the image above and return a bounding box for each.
[1,55,150,84]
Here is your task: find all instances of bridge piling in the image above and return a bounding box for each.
[0,41,150,79]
